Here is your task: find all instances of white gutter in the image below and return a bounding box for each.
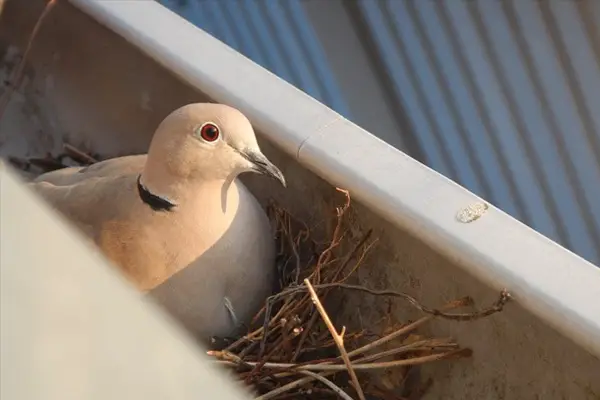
[68,0,600,356]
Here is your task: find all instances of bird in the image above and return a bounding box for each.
[28,102,286,344]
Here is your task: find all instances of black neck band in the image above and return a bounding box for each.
[137,175,176,212]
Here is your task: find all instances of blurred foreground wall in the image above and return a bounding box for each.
[0,165,251,400]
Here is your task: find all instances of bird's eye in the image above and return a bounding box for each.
[196,122,220,142]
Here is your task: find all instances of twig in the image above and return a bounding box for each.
[265,387,337,400]
[239,299,468,377]
[261,282,508,325]
[294,230,373,355]
[351,338,456,364]
[213,348,469,371]
[304,278,366,400]
[290,229,373,362]
[338,237,378,283]
[328,230,373,283]
[298,371,355,400]
[249,296,308,380]
[63,143,98,164]
[263,338,457,379]
[317,284,511,321]
[249,345,468,400]
[287,230,302,285]
[0,0,58,121]
[245,291,476,389]
[310,187,351,282]
[257,294,298,359]
[254,371,335,400]
[348,297,472,358]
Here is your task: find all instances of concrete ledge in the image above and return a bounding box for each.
[67,0,600,357]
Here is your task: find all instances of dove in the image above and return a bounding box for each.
[29,102,286,343]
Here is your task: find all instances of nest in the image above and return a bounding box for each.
[10,144,511,400]
[208,189,510,400]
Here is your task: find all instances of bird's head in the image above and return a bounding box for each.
[146,103,286,187]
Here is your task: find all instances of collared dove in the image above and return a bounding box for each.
[28,103,286,343]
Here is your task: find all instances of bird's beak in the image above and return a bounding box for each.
[241,150,286,187]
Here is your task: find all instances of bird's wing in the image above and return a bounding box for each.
[33,154,146,186]
[28,173,177,291]
[29,173,136,229]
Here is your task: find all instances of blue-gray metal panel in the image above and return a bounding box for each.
[158,0,350,117]
[357,0,600,265]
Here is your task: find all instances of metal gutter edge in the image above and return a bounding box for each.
[68,0,600,357]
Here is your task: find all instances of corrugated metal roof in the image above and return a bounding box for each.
[158,0,600,265]
[158,0,350,117]
[354,0,600,264]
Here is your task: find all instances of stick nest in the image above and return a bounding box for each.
[208,188,510,400]
[12,144,511,400]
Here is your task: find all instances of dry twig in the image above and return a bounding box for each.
[63,143,98,164]
[211,348,470,372]
[253,372,335,400]
[298,371,354,400]
[304,278,366,400]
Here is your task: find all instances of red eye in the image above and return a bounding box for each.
[198,123,220,142]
